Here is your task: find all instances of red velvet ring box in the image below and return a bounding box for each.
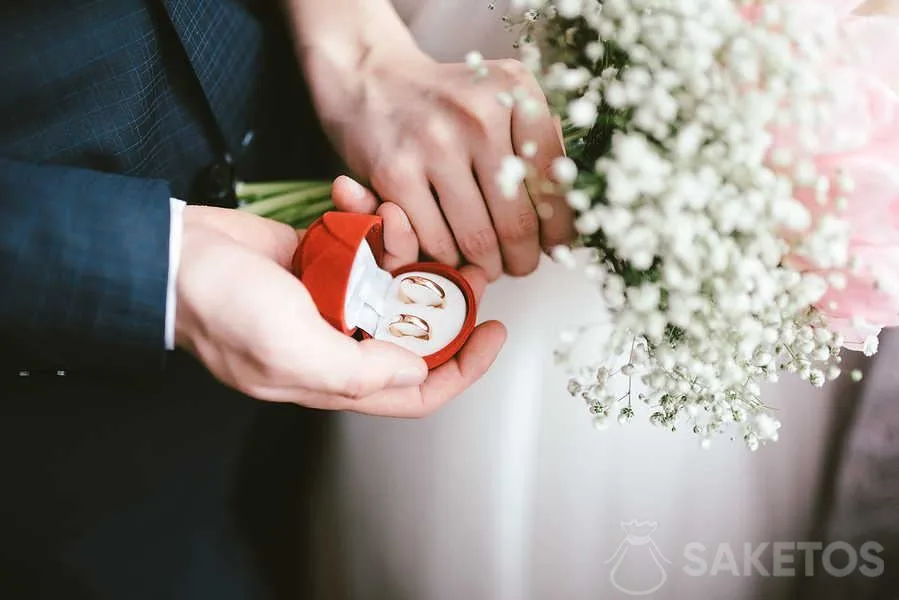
[292,211,477,370]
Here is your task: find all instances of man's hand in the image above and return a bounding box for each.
[174,176,506,417]
[288,0,575,280]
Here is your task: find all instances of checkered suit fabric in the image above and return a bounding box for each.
[0,0,265,371]
[0,3,331,598]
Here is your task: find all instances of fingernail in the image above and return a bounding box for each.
[339,175,366,201]
[390,365,428,387]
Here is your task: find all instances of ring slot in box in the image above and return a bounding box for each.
[293,212,477,370]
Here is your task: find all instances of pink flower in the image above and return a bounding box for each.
[785,0,899,353]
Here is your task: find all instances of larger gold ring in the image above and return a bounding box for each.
[398,275,446,308]
[387,314,431,340]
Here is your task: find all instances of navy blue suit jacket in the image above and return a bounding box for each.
[0,2,337,598]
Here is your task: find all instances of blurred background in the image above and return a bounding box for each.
[295,2,899,598]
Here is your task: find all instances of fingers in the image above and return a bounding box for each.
[343,320,507,418]
[378,202,420,270]
[307,263,495,417]
[191,216,495,418]
[474,144,542,277]
[263,320,430,403]
[313,328,429,398]
[330,176,420,269]
[331,174,379,214]
[455,61,540,276]
[458,264,489,304]
[418,320,507,412]
[426,264,500,402]
[345,262,498,417]
[430,163,503,281]
[512,100,576,251]
[372,160,461,267]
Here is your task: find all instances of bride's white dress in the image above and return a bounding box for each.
[317,2,858,598]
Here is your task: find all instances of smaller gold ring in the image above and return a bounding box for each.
[387,314,431,340]
[398,275,446,308]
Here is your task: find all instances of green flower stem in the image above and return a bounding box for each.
[564,127,590,147]
[267,198,335,228]
[236,180,334,228]
[238,182,332,215]
[263,194,331,217]
[235,180,329,201]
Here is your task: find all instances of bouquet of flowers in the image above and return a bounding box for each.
[241,0,899,449]
[494,0,899,448]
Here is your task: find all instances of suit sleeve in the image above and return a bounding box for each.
[0,156,173,372]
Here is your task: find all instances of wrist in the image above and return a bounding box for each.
[285,0,421,93]
[173,207,214,353]
[299,36,433,148]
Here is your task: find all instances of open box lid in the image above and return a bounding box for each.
[293,212,386,335]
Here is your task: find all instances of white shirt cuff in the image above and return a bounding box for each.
[165,198,187,351]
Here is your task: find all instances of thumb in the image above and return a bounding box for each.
[185,205,300,268]
[308,326,429,399]
[331,175,380,214]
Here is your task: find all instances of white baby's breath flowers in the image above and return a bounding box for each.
[496,155,527,198]
[567,97,598,127]
[465,51,488,78]
[501,0,860,450]
[551,156,578,184]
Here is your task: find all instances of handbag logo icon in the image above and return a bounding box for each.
[605,520,671,596]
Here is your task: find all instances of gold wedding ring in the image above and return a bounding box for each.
[398,275,446,308]
[387,314,431,340]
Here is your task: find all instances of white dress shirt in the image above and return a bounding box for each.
[165,198,186,350]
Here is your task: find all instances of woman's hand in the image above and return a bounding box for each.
[285,0,575,281]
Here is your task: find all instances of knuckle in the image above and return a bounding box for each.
[249,344,287,381]
[498,58,527,78]
[466,107,500,142]
[458,227,499,259]
[336,370,370,400]
[460,93,506,135]
[497,209,540,245]
[498,59,541,90]
[422,116,457,154]
[238,349,292,399]
[370,156,418,197]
